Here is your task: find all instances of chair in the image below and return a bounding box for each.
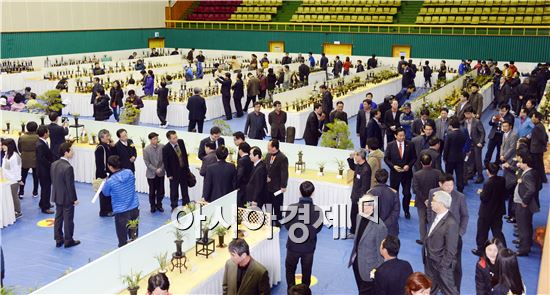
[344,15,351,22]
[448,15,456,23]
[440,16,447,23]
[472,16,480,24]
[424,16,432,23]
[390,7,397,14]
[509,7,517,14]
[427,7,435,15]
[464,16,472,23]
[456,16,464,23]
[534,7,543,14]
[432,16,440,23]
[497,16,505,24]
[488,16,497,23]
[532,15,542,24]
[331,15,337,21]
[337,15,344,22]
[524,16,533,23]
[480,16,488,23]
[514,16,523,23]
[499,7,508,14]
[358,15,365,22]
[365,15,372,22]
[543,15,550,24]
[517,6,526,14]
[466,7,475,14]
[442,7,450,14]
[458,7,466,13]
[351,15,358,22]
[525,7,534,14]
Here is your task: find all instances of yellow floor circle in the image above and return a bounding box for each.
[37,218,55,227]
[294,274,318,287]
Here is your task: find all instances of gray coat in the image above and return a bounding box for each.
[200,152,218,177]
[143,143,165,179]
[411,135,429,170]
[462,118,486,146]
[427,188,469,236]
[434,117,449,141]
[500,131,518,163]
[348,216,387,282]
[50,158,77,205]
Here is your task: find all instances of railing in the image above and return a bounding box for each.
[165,20,550,36]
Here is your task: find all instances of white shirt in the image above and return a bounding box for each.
[253,159,260,167]
[1,153,22,184]
[428,210,448,236]
[39,137,49,147]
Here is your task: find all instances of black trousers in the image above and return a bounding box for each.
[169,174,190,209]
[147,176,165,208]
[234,96,244,117]
[99,192,113,216]
[114,207,139,247]
[352,258,375,294]
[37,171,51,211]
[266,192,284,225]
[285,250,314,288]
[424,76,432,87]
[425,258,459,295]
[304,137,319,146]
[350,200,359,234]
[506,187,516,218]
[484,136,502,164]
[476,216,506,250]
[389,171,412,214]
[465,146,484,179]
[188,119,204,133]
[359,135,367,150]
[445,161,464,192]
[222,95,232,120]
[532,153,547,183]
[516,205,534,253]
[455,236,463,292]
[244,95,257,110]
[54,204,75,244]
[259,90,266,99]
[157,106,167,125]
[20,167,39,195]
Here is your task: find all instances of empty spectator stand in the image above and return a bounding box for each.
[290,0,401,23]
[187,0,241,21]
[416,0,550,25]
[230,0,283,21]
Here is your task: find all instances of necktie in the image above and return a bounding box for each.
[398,142,403,159]
[270,155,276,164]
[174,144,183,167]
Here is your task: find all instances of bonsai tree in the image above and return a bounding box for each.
[172,227,185,257]
[126,219,139,241]
[39,89,64,115]
[214,226,228,247]
[201,216,212,243]
[154,252,169,273]
[212,119,233,136]
[317,161,326,175]
[121,270,143,295]
[321,119,354,150]
[335,159,346,177]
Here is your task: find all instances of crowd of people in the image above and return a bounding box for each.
[1,51,549,294]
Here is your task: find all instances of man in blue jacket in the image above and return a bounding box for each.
[102,155,140,247]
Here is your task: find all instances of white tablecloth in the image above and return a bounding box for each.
[0,182,16,228]
[191,231,281,293]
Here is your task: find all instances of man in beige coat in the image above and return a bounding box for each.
[366,137,384,188]
[223,239,270,295]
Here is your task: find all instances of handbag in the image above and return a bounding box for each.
[187,170,197,188]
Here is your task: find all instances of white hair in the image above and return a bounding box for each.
[433,191,452,209]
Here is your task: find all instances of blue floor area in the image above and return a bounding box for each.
[3,89,548,294]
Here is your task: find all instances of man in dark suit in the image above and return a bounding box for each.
[236,143,253,208]
[284,181,323,289]
[114,129,137,173]
[412,154,442,245]
[320,85,333,125]
[347,149,372,236]
[36,126,54,214]
[216,72,233,120]
[434,108,449,150]
[356,99,372,148]
[162,131,191,210]
[298,60,310,83]
[303,103,323,146]
[328,101,348,127]
[411,122,435,171]
[199,141,217,177]
[155,81,169,127]
[412,109,436,138]
[47,112,69,160]
[268,101,287,142]
[51,143,80,248]
[186,87,207,133]
[454,91,471,123]
[203,146,236,202]
[95,129,115,217]
[265,139,289,227]
[423,191,459,295]
[198,127,225,160]
[367,169,400,236]
[348,195,387,294]
[500,121,519,222]
[529,111,548,183]
[514,153,542,256]
[484,104,515,165]
[374,236,413,295]
[244,102,268,140]
[384,99,401,146]
[223,239,270,295]
[419,137,442,171]
[427,174,469,292]
[444,116,467,192]
[384,127,416,219]
[462,107,486,184]
[366,109,383,151]
[472,163,507,256]
[246,146,268,208]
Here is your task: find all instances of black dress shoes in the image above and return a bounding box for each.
[56,241,63,248]
[157,206,165,213]
[416,240,423,245]
[64,240,81,248]
[42,209,54,214]
[151,207,157,213]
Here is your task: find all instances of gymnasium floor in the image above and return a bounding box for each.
[2,92,549,294]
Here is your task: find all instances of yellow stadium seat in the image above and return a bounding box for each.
[464,16,472,23]
[351,15,358,22]
[474,8,483,15]
[466,7,474,14]
[311,14,318,21]
[545,7,550,13]
[435,7,442,14]
[344,15,351,22]
[534,7,543,14]
[350,7,356,13]
[496,16,505,23]
[480,16,488,23]
[419,7,426,15]
[322,7,329,13]
[442,7,450,14]
[488,16,497,23]
[427,7,435,15]
[525,7,534,14]
[304,15,311,22]
[472,16,480,24]
[440,16,447,23]
[486,0,494,5]
[532,15,542,24]
[456,16,464,23]
[543,15,550,24]
[335,15,343,22]
[458,7,466,13]
[517,7,526,14]
[424,16,432,23]
[514,16,523,23]
[342,7,349,13]
[365,15,372,22]
[524,16,533,23]
[448,15,456,23]
[499,7,508,14]
[390,7,397,14]
[331,15,337,21]
[504,16,513,24]
[358,15,365,22]
[432,16,440,23]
